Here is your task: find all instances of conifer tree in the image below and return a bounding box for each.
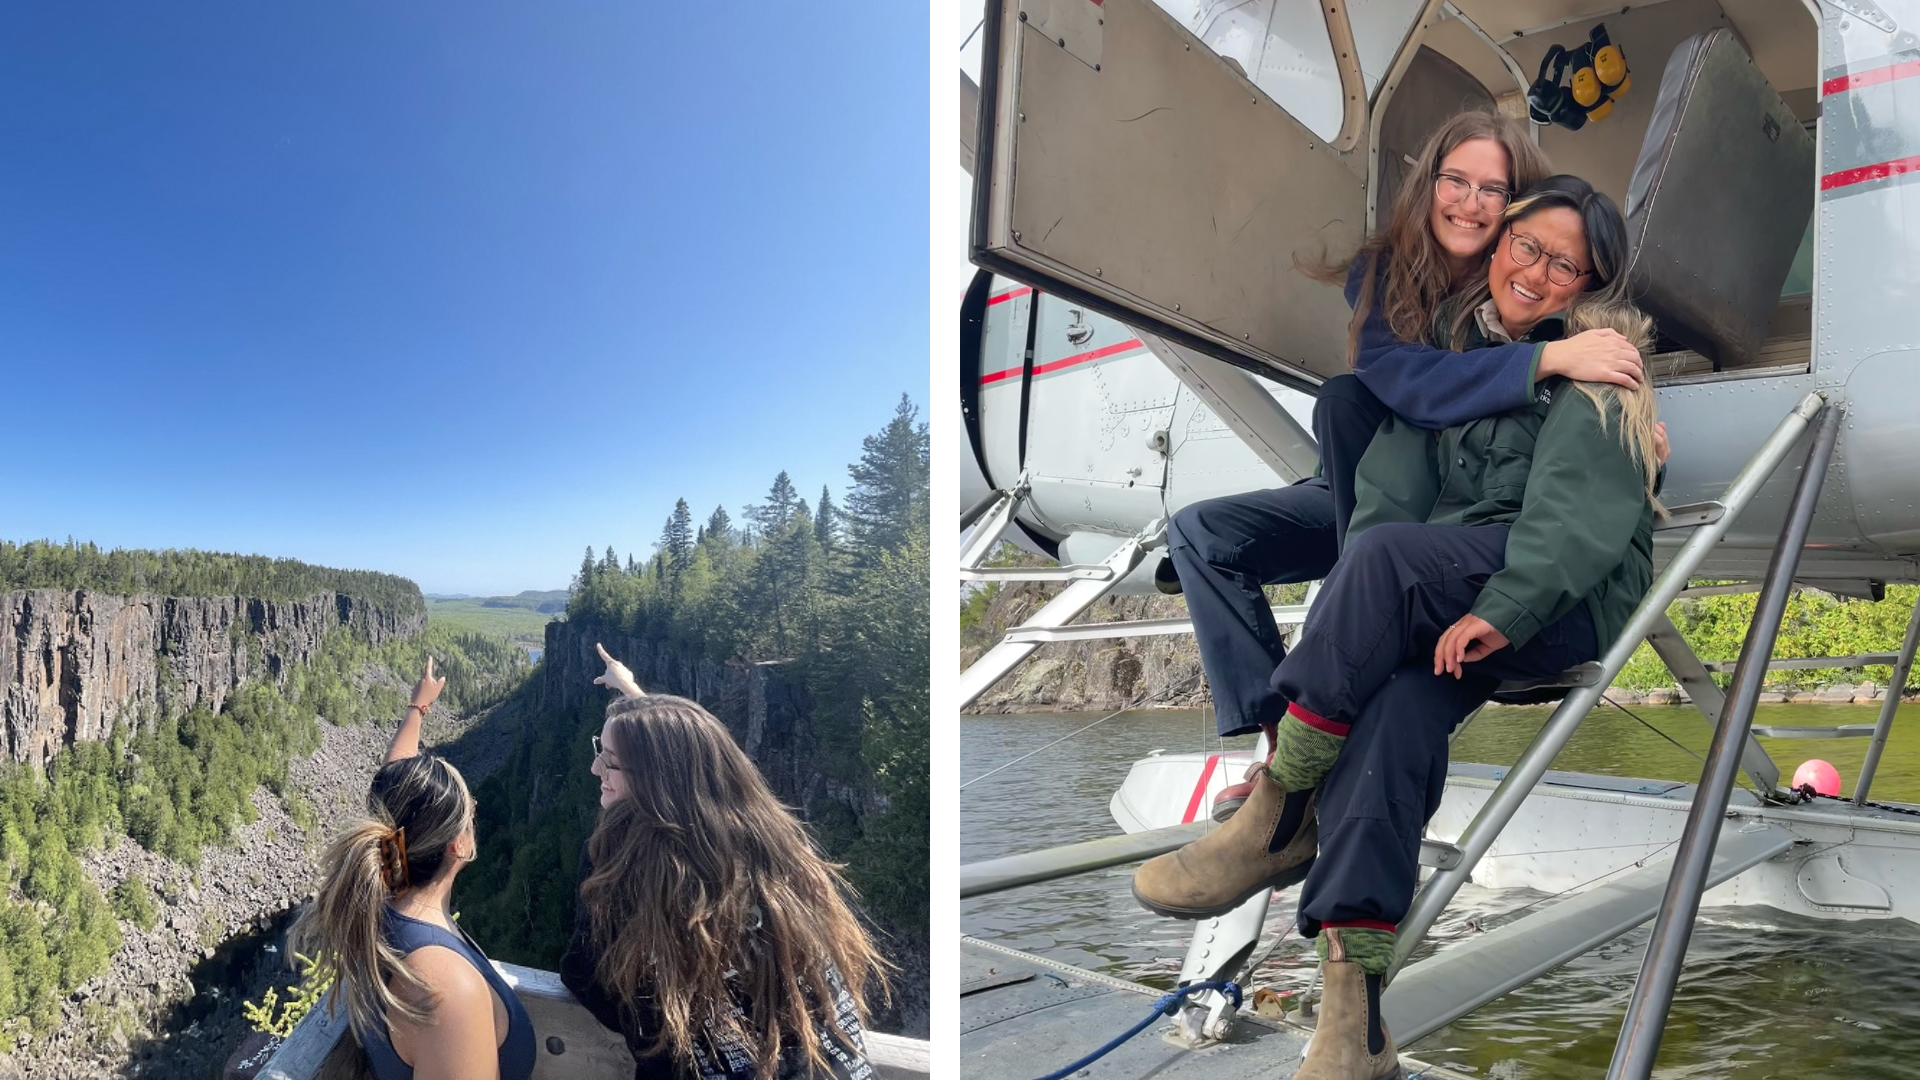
[747,472,804,537]
[844,394,929,560]
[665,499,695,575]
[815,486,839,549]
[705,506,732,546]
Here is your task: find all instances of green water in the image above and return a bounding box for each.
[963,704,1920,1079]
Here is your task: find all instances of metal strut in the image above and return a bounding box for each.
[1605,400,1844,1080]
[1389,392,1830,977]
[1853,582,1920,805]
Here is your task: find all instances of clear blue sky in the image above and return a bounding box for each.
[0,4,927,596]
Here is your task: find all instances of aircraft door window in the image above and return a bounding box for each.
[1146,0,1348,142]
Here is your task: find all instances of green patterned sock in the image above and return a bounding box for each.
[1268,706,1347,792]
[1318,927,1396,976]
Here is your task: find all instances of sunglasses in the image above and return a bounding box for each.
[591,735,623,771]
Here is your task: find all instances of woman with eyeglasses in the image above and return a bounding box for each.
[559,644,883,1080]
[290,658,536,1080]
[1165,112,1660,823]
[1138,177,1663,1080]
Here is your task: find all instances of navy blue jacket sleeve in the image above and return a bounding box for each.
[1342,260,1543,430]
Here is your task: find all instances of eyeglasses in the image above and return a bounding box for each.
[1506,231,1591,287]
[1434,172,1512,212]
[591,735,623,771]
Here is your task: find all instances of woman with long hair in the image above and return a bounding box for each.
[291,659,536,1080]
[560,645,883,1080]
[1140,178,1662,1080]
[1174,112,1660,820]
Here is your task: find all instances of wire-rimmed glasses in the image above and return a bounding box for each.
[1434,172,1512,212]
[1506,231,1591,287]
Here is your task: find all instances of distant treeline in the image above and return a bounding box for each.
[0,622,527,1047]
[462,394,930,969]
[1617,583,1920,689]
[0,540,425,619]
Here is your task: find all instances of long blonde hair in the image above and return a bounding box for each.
[1302,110,1549,364]
[582,695,885,1080]
[1564,301,1665,514]
[290,755,476,1040]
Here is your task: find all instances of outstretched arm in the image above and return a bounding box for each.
[594,643,645,699]
[1343,262,1644,429]
[385,657,446,764]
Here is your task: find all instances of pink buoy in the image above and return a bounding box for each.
[1793,758,1842,797]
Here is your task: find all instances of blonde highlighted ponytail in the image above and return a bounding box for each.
[1563,301,1665,516]
[289,754,475,1041]
[290,818,436,1037]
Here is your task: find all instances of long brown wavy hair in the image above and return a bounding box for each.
[290,755,476,1041]
[582,695,885,1080]
[1304,110,1549,364]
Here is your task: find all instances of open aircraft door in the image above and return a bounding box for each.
[970,0,1432,391]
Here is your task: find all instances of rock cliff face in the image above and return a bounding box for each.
[0,589,423,765]
[537,621,929,1036]
[537,622,873,828]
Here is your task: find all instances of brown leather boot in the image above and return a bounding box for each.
[1211,722,1279,823]
[1132,771,1315,919]
[1298,930,1401,1080]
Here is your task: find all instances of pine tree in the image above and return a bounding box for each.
[666,499,695,575]
[705,506,732,546]
[576,546,597,591]
[601,546,620,574]
[815,486,839,549]
[746,472,804,537]
[845,394,930,560]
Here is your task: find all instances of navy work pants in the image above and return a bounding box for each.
[1165,375,1390,736]
[1269,522,1600,935]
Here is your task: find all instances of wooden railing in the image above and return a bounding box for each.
[259,962,930,1079]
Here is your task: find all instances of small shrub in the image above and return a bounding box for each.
[110,877,158,933]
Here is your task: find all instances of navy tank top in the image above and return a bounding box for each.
[362,907,537,1080]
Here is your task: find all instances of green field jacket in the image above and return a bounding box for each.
[1347,313,1654,652]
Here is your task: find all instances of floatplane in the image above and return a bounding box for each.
[956,0,1920,1075]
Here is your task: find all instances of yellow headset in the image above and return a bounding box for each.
[1529,23,1631,130]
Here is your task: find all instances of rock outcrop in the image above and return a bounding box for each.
[0,589,423,764]
[962,587,1214,714]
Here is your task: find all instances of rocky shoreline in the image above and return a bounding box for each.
[963,584,1918,716]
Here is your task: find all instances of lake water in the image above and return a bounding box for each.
[962,705,1920,1080]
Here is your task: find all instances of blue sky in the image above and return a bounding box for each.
[0,4,928,596]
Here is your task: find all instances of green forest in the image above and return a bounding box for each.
[0,541,424,620]
[0,619,524,1047]
[965,552,1920,694]
[459,394,930,971]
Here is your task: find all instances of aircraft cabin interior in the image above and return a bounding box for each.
[1409,0,1819,382]
[972,0,1828,392]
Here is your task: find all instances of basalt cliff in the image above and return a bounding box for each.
[0,589,422,764]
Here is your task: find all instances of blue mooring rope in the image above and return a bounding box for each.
[1027,979,1244,1080]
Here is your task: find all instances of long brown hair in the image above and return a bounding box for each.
[290,755,476,1040]
[1305,110,1548,364]
[582,695,885,1080]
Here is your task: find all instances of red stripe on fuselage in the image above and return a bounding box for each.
[977,337,1146,385]
[1822,154,1920,190]
[1182,754,1223,824]
[1823,58,1920,96]
[987,286,1033,306]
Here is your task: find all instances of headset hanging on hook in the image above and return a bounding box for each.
[1528,23,1631,131]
